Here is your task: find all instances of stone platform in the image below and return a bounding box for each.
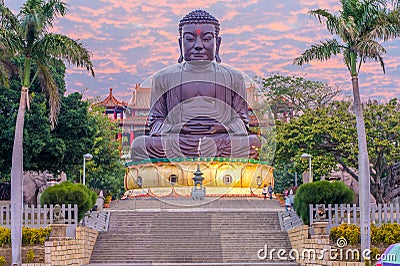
[109,196,284,211]
[124,158,274,198]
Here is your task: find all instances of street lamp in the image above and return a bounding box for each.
[301,153,312,183]
[83,153,93,185]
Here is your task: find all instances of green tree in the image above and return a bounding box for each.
[85,105,125,197]
[0,1,94,264]
[258,74,341,119]
[52,92,93,178]
[275,100,400,202]
[0,87,125,197]
[293,0,400,255]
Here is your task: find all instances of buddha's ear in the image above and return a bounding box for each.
[215,36,222,63]
[178,37,183,63]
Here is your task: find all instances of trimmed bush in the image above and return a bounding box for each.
[329,223,360,245]
[372,223,400,245]
[0,227,10,247]
[0,226,50,246]
[22,227,51,245]
[330,223,400,246]
[40,181,97,221]
[293,180,354,225]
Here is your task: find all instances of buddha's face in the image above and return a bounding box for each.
[182,24,216,61]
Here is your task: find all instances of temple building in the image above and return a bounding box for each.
[124,84,151,144]
[96,88,128,140]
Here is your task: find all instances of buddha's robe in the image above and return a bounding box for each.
[131,61,260,161]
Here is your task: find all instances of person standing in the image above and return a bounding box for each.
[268,183,273,200]
[262,185,268,200]
[288,187,295,210]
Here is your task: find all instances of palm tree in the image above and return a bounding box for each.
[294,0,400,260]
[0,1,94,264]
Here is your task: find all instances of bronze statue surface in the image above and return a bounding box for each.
[131,10,260,161]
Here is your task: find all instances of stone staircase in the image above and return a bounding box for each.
[88,208,298,265]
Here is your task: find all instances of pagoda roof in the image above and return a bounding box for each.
[98,88,128,108]
[128,84,151,110]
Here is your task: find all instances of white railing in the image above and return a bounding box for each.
[82,211,110,232]
[0,204,78,228]
[309,203,400,229]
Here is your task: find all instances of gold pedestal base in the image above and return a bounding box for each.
[124,159,274,197]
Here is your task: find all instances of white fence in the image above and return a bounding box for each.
[0,204,78,228]
[309,203,400,230]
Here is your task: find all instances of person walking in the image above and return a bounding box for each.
[285,196,291,213]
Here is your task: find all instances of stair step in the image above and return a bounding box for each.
[89,208,295,265]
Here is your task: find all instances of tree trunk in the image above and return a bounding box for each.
[11,86,28,266]
[351,76,371,260]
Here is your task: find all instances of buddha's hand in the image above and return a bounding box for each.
[209,124,227,134]
[180,124,210,134]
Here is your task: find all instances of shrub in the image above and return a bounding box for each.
[330,223,400,246]
[294,180,354,225]
[22,227,51,245]
[0,227,10,247]
[40,181,97,221]
[104,195,112,204]
[329,223,360,245]
[26,249,35,263]
[0,226,50,246]
[373,223,400,245]
[0,256,5,266]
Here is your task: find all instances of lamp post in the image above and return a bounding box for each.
[301,153,312,183]
[83,153,93,185]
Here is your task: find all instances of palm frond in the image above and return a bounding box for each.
[369,11,400,40]
[356,39,386,73]
[338,16,358,43]
[19,3,43,46]
[0,28,23,56]
[35,58,60,129]
[342,49,352,72]
[41,0,68,28]
[309,9,340,35]
[294,39,343,65]
[0,3,19,30]
[33,33,94,77]
[358,0,385,29]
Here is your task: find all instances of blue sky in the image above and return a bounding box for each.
[5,0,400,102]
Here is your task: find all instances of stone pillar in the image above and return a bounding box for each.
[49,224,69,240]
[311,221,329,238]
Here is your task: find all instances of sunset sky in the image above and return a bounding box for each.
[5,0,400,102]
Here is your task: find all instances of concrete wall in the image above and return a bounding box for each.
[43,227,98,266]
[288,225,364,266]
[21,226,98,266]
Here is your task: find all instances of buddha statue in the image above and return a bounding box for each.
[131,10,261,161]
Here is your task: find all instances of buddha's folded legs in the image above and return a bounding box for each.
[131,134,261,161]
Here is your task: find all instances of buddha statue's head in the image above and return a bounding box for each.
[178,10,221,63]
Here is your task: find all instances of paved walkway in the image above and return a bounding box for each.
[108,196,284,211]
